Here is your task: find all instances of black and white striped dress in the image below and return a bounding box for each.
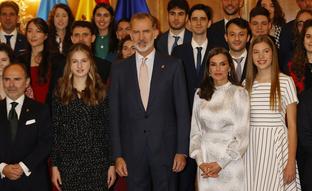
[244,73,301,191]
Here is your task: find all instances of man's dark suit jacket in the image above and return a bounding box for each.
[279,20,295,74]
[171,42,213,110]
[0,97,51,191]
[13,33,28,59]
[208,19,228,50]
[110,51,190,166]
[156,29,192,55]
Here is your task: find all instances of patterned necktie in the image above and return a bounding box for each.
[8,102,18,142]
[139,58,149,110]
[171,36,180,54]
[196,47,203,76]
[4,35,13,48]
[233,57,244,81]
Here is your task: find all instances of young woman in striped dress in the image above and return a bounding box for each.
[244,35,301,191]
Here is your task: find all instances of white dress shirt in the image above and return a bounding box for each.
[0,95,31,178]
[0,29,18,50]
[168,28,185,55]
[230,49,247,75]
[191,38,208,68]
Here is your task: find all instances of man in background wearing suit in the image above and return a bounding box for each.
[110,13,190,191]
[171,4,213,191]
[225,18,250,83]
[208,0,243,49]
[0,63,51,191]
[156,0,192,55]
[0,1,28,58]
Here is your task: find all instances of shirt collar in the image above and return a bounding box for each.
[6,94,25,108]
[230,48,247,59]
[169,28,185,39]
[136,48,156,64]
[191,38,208,49]
[1,28,17,36]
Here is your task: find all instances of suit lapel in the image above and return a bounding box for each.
[163,32,169,54]
[129,56,146,112]
[146,52,162,112]
[16,97,31,138]
[0,99,10,130]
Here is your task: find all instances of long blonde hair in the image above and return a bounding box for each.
[245,35,281,111]
[55,43,106,106]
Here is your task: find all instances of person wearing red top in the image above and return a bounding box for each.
[17,18,51,104]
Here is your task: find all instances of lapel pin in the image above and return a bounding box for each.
[26,108,30,112]
[161,65,165,71]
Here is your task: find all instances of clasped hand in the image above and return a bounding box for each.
[199,162,221,178]
[3,164,23,180]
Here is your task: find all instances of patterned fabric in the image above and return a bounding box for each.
[190,82,250,191]
[51,96,112,191]
[272,24,282,49]
[244,73,301,191]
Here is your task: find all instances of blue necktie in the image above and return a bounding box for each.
[4,35,13,48]
[196,47,202,76]
[171,36,180,54]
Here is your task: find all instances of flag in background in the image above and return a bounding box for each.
[37,0,68,20]
[115,0,150,22]
[95,0,110,4]
[75,0,97,21]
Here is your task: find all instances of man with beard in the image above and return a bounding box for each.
[225,18,250,83]
[156,0,192,55]
[208,0,244,49]
[110,13,190,191]
[171,4,213,191]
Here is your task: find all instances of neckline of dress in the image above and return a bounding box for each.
[215,81,231,90]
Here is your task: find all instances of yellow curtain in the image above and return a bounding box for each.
[75,0,97,21]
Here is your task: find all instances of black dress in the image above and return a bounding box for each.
[51,95,113,191]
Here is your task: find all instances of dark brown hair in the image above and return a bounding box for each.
[26,18,50,84]
[199,47,239,101]
[0,1,19,15]
[55,43,106,106]
[256,0,286,26]
[291,19,312,81]
[47,3,74,55]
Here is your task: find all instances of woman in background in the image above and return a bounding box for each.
[289,19,312,93]
[18,18,50,103]
[244,35,301,191]
[117,35,135,59]
[92,3,117,61]
[51,43,115,191]
[256,0,286,48]
[190,47,250,191]
[47,3,74,55]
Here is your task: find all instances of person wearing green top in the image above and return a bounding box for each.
[92,3,117,61]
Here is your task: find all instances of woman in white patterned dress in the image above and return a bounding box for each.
[244,35,301,191]
[190,48,250,191]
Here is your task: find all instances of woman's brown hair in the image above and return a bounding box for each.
[199,47,239,101]
[291,19,312,80]
[245,35,281,111]
[55,43,106,106]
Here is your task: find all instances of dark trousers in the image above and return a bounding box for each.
[298,146,312,191]
[177,157,197,191]
[126,145,177,191]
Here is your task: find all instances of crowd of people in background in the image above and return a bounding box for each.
[0,0,311,191]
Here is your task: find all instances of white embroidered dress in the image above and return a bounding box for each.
[190,82,250,191]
